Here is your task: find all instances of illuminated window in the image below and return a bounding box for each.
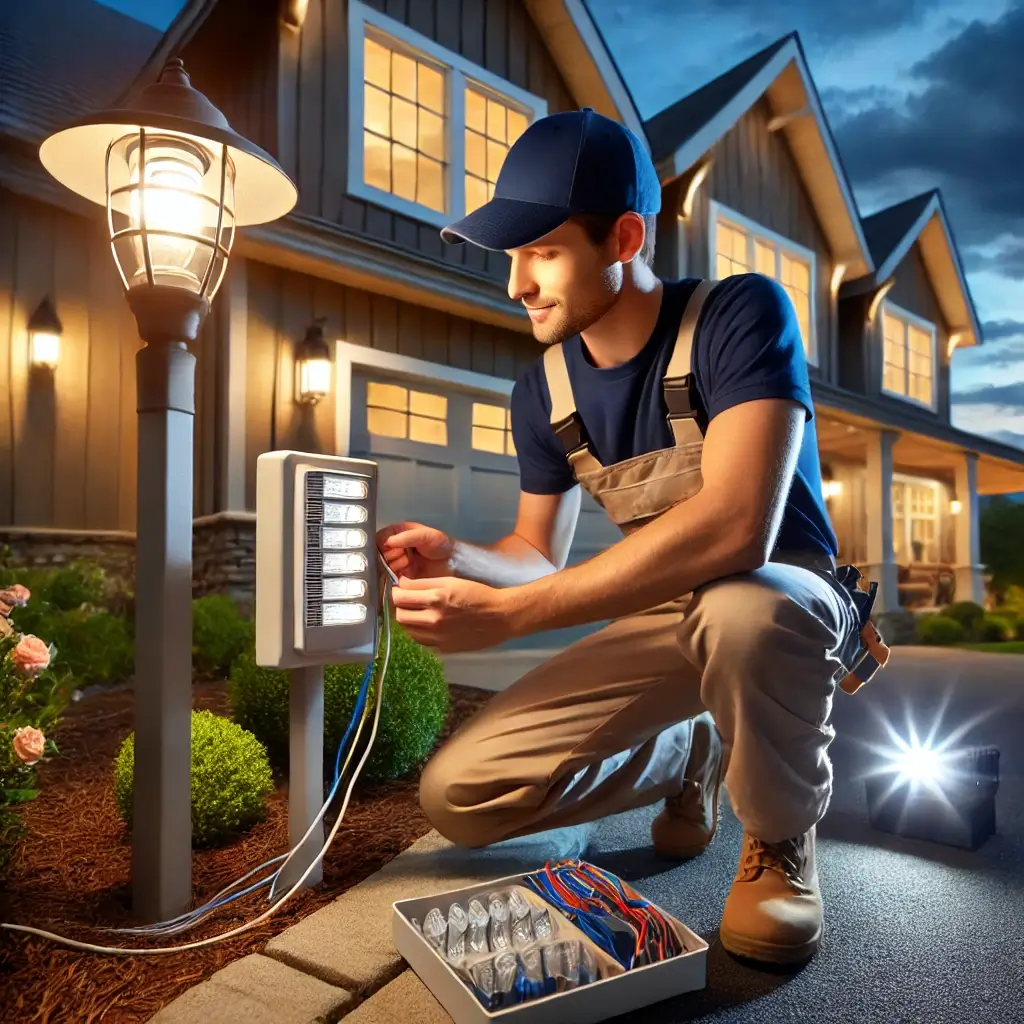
[471,402,516,455]
[362,35,447,212]
[366,381,448,446]
[349,2,546,225]
[464,90,528,214]
[882,304,935,408]
[711,203,816,364]
[892,477,939,564]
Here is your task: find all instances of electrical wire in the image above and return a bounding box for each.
[0,565,394,955]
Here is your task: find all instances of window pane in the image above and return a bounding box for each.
[465,174,489,214]
[731,226,748,263]
[782,254,810,292]
[418,64,444,114]
[364,85,390,137]
[392,96,417,149]
[486,97,506,141]
[883,364,905,394]
[505,432,517,456]
[755,241,775,277]
[392,52,417,100]
[508,110,528,144]
[409,415,447,445]
[367,408,407,438]
[417,154,444,212]
[364,38,390,90]
[472,425,505,453]
[391,143,416,201]
[418,108,445,161]
[364,131,390,191]
[367,381,407,410]
[409,390,446,418]
[473,402,506,428]
[486,138,506,183]
[465,129,486,177]
[716,253,735,279]
[466,89,486,132]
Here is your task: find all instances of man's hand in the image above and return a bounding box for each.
[390,576,516,652]
[376,522,454,580]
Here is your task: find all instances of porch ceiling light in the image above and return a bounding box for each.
[39,57,296,339]
[295,318,333,405]
[27,296,63,370]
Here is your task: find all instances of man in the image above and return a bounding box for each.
[379,108,881,966]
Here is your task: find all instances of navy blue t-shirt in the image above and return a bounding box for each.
[509,273,838,559]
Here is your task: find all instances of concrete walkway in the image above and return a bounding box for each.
[149,646,1024,1023]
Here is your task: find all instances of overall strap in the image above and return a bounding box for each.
[543,343,603,477]
[663,279,717,446]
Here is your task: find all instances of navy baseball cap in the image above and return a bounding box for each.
[440,107,661,250]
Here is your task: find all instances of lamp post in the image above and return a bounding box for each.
[39,57,297,921]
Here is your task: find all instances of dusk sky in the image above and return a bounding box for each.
[98,0,1024,452]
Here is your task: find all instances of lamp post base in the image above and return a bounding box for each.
[129,288,207,923]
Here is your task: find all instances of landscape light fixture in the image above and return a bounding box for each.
[38,56,297,922]
[295,318,333,405]
[27,296,63,370]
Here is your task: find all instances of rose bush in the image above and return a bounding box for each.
[0,586,73,879]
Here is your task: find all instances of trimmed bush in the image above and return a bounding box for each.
[940,601,986,636]
[916,614,965,646]
[976,614,1016,642]
[113,709,274,848]
[228,617,450,782]
[193,595,254,679]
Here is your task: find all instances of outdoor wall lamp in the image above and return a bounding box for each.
[950,497,962,515]
[27,296,62,370]
[38,56,297,924]
[295,317,332,405]
[822,476,843,500]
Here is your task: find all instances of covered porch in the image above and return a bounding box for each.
[814,402,1024,613]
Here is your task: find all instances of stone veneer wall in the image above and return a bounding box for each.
[0,512,257,617]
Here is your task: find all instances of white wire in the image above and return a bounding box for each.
[0,581,393,955]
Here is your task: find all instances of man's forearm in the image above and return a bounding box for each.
[504,489,763,634]
[448,533,558,588]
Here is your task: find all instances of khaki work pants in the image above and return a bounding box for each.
[419,559,861,847]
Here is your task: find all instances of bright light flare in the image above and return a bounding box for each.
[891,743,945,784]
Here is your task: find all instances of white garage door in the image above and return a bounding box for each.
[348,369,622,650]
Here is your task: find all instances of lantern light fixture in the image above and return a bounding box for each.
[295,318,333,405]
[27,296,63,369]
[950,497,962,515]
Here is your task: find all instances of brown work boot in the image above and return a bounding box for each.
[719,825,822,965]
[651,712,725,860]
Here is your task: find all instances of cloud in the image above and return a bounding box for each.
[963,238,1024,279]
[982,320,1024,342]
[951,381,1024,409]
[829,5,1024,245]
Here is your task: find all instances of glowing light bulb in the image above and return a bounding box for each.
[895,745,944,783]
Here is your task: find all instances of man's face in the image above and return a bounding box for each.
[505,220,623,345]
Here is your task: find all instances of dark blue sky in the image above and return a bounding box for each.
[96,0,1024,451]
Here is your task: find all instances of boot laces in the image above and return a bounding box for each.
[742,834,809,887]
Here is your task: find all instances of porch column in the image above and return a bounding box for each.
[864,428,900,612]
[954,451,985,605]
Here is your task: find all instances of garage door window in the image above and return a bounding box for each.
[471,401,515,456]
[366,380,448,445]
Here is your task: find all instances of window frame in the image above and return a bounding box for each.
[347,0,548,227]
[707,199,819,366]
[880,300,938,413]
[891,473,942,565]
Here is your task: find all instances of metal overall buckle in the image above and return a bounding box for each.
[835,565,891,695]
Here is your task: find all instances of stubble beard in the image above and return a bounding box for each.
[532,276,620,346]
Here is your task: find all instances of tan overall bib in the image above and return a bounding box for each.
[420,280,889,849]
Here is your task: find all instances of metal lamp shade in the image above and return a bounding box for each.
[39,58,296,301]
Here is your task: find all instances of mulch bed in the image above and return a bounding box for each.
[0,680,493,1024]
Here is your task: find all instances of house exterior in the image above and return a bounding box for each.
[1,0,1023,653]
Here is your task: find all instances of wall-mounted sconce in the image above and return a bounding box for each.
[295,317,332,405]
[27,296,62,370]
[823,479,843,500]
[280,0,310,31]
[947,331,965,361]
[950,498,962,516]
[830,263,848,298]
[867,278,896,324]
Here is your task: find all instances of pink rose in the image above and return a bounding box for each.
[0,584,30,607]
[12,725,46,765]
[10,634,51,676]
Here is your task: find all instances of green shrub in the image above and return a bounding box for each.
[940,601,986,635]
[916,614,966,645]
[113,710,274,849]
[228,617,450,782]
[976,614,1016,642]
[192,595,254,679]
[873,610,917,646]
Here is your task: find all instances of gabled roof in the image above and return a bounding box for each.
[842,189,983,350]
[0,0,162,144]
[523,0,647,151]
[642,33,873,280]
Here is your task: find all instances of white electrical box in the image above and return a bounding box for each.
[255,451,380,670]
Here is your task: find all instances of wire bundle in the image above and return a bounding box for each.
[523,859,683,970]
